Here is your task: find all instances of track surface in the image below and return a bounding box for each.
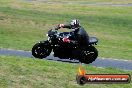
[0,48,132,70]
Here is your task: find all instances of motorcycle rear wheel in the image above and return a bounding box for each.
[32,42,52,59]
[80,46,98,64]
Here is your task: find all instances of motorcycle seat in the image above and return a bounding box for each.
[89,37,98,45]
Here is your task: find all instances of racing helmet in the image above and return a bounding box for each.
[70,19,80,29]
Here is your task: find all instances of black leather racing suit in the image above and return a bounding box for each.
[54,24,90,58]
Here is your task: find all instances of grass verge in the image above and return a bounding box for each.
[0,55,132,88]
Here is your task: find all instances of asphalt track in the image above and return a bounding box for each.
[0,48,132,70]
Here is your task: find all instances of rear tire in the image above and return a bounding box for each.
[80,46,98,64]
[32,42,52,59]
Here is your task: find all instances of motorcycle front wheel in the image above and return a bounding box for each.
[32,42,52,59]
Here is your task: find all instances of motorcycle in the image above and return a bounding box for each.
[32,29,98,64]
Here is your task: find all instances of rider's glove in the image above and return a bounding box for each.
[63,37,71,43]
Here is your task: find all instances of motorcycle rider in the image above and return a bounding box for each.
[54,19,90,48]
[32,19,98,63]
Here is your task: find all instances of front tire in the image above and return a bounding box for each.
[32,42,52,59]
[80,46,98,64]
